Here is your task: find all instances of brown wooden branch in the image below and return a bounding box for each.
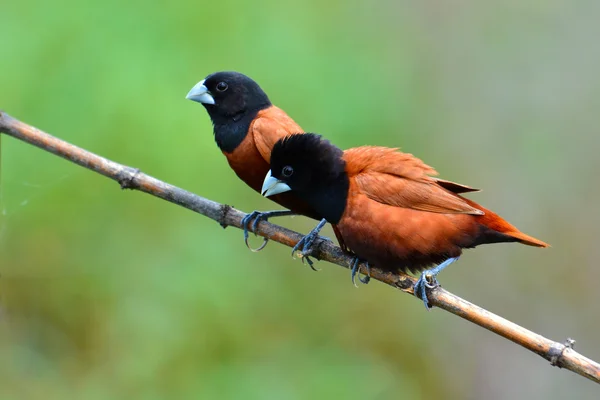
[1,110,598,384]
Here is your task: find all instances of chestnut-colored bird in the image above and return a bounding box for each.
[186,71,331,257]
[262,133,549,309]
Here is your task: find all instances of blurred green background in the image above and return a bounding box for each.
[1,0,599,398]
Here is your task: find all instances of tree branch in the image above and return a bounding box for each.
[1,111,598,384]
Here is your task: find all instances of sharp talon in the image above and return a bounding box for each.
[250,237,269,253]
[359,262,371,284]
[298,243,320,270]
[241,210,297,252]
[245,236,269,252]
[351,258,360,287]
[302,254,319,271]
[242,212,269,252]
[350,258,370,286]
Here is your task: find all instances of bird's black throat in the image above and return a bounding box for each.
[300,174,349,224]
[205,105,269,153]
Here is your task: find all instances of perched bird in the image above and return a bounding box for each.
[186,71,331,258]
[262,133,549,309]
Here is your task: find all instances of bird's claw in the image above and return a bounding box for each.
[350,258,371,287]
[300,253,319,271]
[291,218,328,271]
[242,210,297,252]
[242,211,269,252]
[412,257,459,311]
[291,233,320,271]
[413,272,436,311]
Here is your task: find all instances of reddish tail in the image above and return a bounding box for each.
[462,197,549,248]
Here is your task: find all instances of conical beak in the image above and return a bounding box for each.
[186,79,215,104]
[261,170,291,197]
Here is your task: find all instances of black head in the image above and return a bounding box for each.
[270,134,346,192]
[263,133,349,223]
[186,71,271,121]
[186,71,272,152]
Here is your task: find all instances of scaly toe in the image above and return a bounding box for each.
[242,212,269,252]
[301,255,320,271]
[414,275,433,311]
[301,237,317,257]
[251,215,265,236]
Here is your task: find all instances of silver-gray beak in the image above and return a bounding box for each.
[261,170,292,197]
[186,79,215,104]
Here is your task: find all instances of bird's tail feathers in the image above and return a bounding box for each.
[461,197,550,248]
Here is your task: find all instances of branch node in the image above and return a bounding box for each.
[219,204,232,229]
[394,274,415,291]
[117,167,141,190]
[549,337,576,367]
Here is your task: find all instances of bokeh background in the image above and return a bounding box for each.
[1,0,599,398]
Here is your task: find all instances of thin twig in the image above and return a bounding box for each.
[1,110,598,384]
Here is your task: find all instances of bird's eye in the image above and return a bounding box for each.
[282,166,294,177]
[216,82,228,92]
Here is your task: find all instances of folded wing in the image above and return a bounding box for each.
[344,146,483,215]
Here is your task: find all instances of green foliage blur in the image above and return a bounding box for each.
[1,1,599,398]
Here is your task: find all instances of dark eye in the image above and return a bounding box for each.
[282,166,294,177]
[216,82,228,92]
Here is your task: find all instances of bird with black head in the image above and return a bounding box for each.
[263,133,549,309]
[187,71,335,260]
